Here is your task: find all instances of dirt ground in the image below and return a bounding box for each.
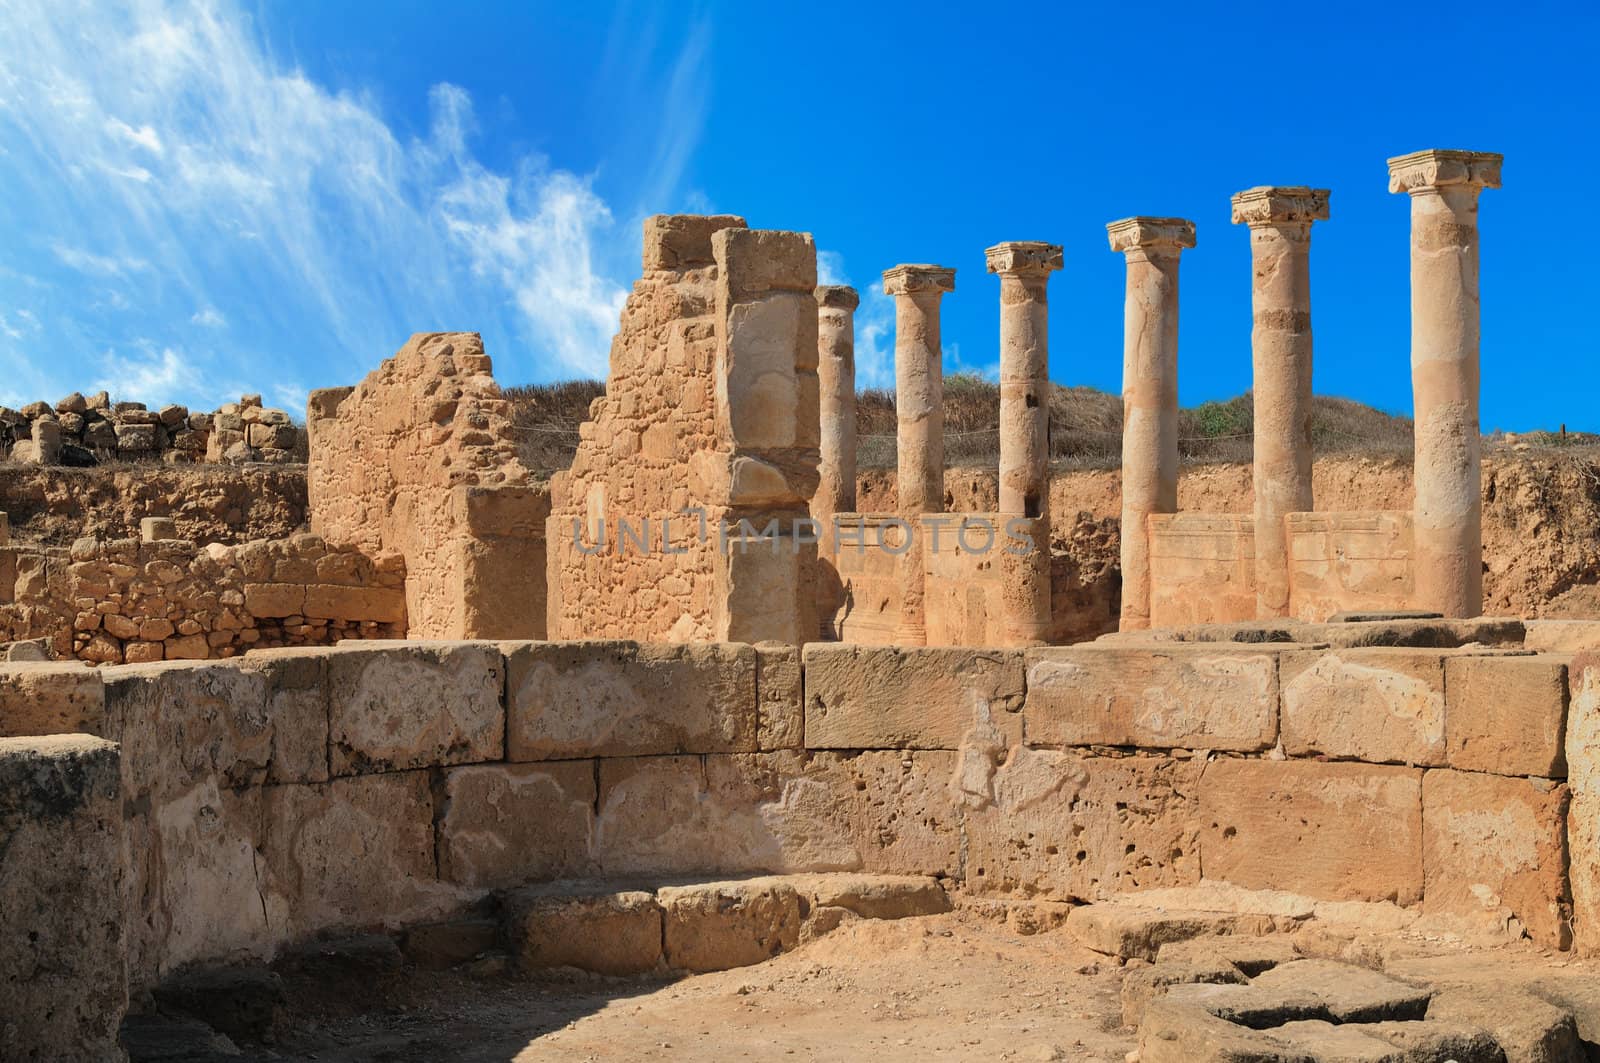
[247,912,1135,1063]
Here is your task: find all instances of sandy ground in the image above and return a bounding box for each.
[249,912,1136,1063]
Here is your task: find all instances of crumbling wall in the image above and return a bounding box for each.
[307,332,546,640]
[548,215,820,643]
[2,391,303,467]
[0,532,404,664]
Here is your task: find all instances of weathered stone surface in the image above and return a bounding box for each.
[400,917,501,970]
[1064,904,1277,962]
[754,641,803,750]
[1422,769,1571,949]
[502,884,663,975]
[1427,986,1583,1063]
[1564,654,1600,955]
[1249,959,1433,1022]
[1121,958,1248,1028]
[784,872,950,920]
[658,877,805,972]
[150,964,284,1042]
[0,735,126,1063]
[1199,759,1424,904]
[0,662,104,738]
[803,643,1024,750]
[1154,935,1301,976]
[507,640,756,760]
[262,771,459,940]
[1446,655,1568,777]
[437,762,596,889]
[1280,648,1449,765]
[1023,646,1277,751]
[327,642,503,775]
[960,748,1202,901]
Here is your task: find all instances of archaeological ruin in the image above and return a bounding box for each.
[15,145,1600,1062]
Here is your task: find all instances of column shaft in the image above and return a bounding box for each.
[1388,150,1501,618]
[1108,218,1195,631]
[814,286,859,519]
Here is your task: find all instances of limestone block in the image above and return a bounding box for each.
[1199,759,1424,905]
[140,516,178,542]
[1568,654,1600,954]
[1446,655,1568,777]
[302,583,406,625]
[506,640,756,760]
[658,877,805,971]
[1064,904,1277,962]
[1422,769,1571,949]
[262,771,457,939]
[720,292,809,448]
[502,884,663,975]
[717,538,805,644]
[0,735,126,1061]
[244,582,304,618]
[114,421,158,451]
[0,662,105,738]
[713,226,818,301]
[240,648,333,785]
[1280,648,1450,766]
[961,749,1203,901]
[327,643,504,775]
[1023,646,1278,752]
[437,762,597,889]
[641,212,746,271]
[804,643,1024,750]
[754,642,803,750]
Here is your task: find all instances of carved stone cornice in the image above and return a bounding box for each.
[815,285,860,310]
[1106,217,1196,254]
[1387,149,1503,195]
[984,241,1064,276]
[882,264,956,297]
[1230,186,1331,227]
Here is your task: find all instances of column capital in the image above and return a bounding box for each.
[1387,149,1503,195]
[1230,186,1331,227]
[984,241,1063,276]
[882,264,956,297]
[815,285,860,310]
[1106,217,1196,254]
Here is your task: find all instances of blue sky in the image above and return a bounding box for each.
[1,1,1595,430]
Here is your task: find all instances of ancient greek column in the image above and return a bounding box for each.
[1107,218,1195,631]
[814,285,860,519]
[883,263,956,644]
[1388,149,1502,618]
[1231,187,1330,618]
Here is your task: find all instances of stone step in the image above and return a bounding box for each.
[501,872,951,976]
[1064,902,1281,962]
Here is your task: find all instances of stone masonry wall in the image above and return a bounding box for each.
[2,391,302,467]
[549,214,820,643]
[0,627,1588,1033]
[308,331,546,640]
[0,532,404,666]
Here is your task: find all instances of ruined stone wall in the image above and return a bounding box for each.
[2,391,303,467]
[307,332,546,640]
[1286,511,1414,621]
[549,215,820,643]
[1148,514,1257,628]
[1,625,1588,1032]
[0,533,404,666]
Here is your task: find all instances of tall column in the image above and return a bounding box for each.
[813,285,860,519]
[883,263,956,644]
[1107,217,1195,631]
[1388,149,1502,618]
[986,241,1062,645]
[1231,187,1330,618]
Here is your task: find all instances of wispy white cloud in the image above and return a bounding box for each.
[0,0,711,406]
[92,346,201,400]
[816,248,895,389]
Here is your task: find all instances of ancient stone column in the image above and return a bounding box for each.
[1107,217,1195,631]
[1231,187,1330,618]
[1388,149,1502,618]
[986,241,1062,645]
[883,263,956,644]
[814,285,860,519]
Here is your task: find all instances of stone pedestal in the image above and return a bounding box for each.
[1231,187,1330,618]
[1107,218,1195,631]
[986,242,1062,644]
[1388,149,1502,618]
[883,264,956,644]
[814,285,860,520]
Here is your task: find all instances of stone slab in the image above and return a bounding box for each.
[1198,759,1424,905]
[0,662,105,738]
[502,884,663,975]
[437,762,597,889]
[658,877,805,972]
[1446,655,1568,777]
[327,643,504,775]
[1023,647,1277,751]
[1280,648,1449,766]
[507,640,757,761]
[1064,904,1277,962]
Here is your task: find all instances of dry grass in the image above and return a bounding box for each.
[503,374,1419,475]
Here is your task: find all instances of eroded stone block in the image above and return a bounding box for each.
[1199,759,1423,905]
[1023,647,1277,752]
[438,762,597,889]
[1446,655,1568,777]
[754,642,803,750]
[658,877,804,972]
[327,643,503,775]
[804,643,1024,750]
[507,640,756,760]
[0,662,105,738]
[1280,648,1449,766]
[503,884,663,975]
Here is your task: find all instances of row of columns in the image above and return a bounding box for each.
[814,147,1501,641]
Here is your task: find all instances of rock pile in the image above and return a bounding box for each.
[0,391,302,467]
